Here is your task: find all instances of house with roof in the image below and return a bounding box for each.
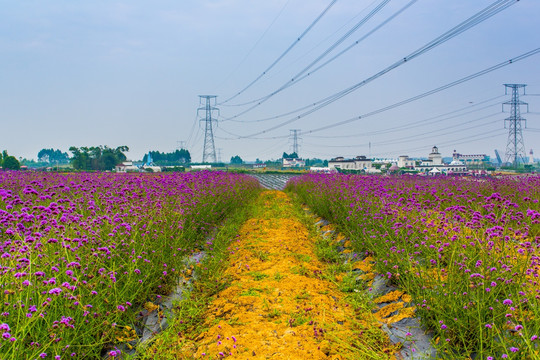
[328,156,373,172]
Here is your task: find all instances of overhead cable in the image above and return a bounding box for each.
[219,0,339,105]
[227,0,520,135]
[220,48,540,141]
[223,0,397,112]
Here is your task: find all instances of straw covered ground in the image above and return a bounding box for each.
[148,190,396,359]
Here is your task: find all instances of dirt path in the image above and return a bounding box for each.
[153,190,393,359]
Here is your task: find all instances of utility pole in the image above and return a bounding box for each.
[217,148,223,163]
[176,140,186,150]
[197,95,219,163]
[503,84,528,168]
[289,129,301,157]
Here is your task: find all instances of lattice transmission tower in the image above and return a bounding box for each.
[289,129,301,157]
[197,95,219,163]
[502,84,528,167]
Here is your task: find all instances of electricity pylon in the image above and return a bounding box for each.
[503,84,528,167]
[197,95,219,163]
[289,129,301,157]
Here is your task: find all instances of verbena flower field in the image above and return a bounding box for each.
[0,171,259,359]
[287,174,540,359]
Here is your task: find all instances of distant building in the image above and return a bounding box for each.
[309,167,337,173]
[253,163,267,169]
[328,156,373,171]
[452,150,490,165]
[414,146,468,175]
[282,158,305,168]
[191,165,212,170]
[397,155,416,169]
[115,161,140,173]
[429,146,443,165]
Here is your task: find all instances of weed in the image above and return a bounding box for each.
[249,271,269,281]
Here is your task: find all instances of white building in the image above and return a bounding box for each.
[310,167,337,173]
[397,155,416,169]
[452,150,490,165]
[115,161,140,173]
[328,156,373,171]
[191,165,212,170]
[282,158,306,168]
[415,146,467,175]
[429,146,443,165]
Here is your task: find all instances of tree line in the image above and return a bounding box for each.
[69,146,129,171]
[142,149,191,165]
[0,150,21,170]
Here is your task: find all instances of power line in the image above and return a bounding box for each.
[304,96,503,139]
[299,48,540,136]
[222,0,396,113]
[219,0,339,105]
[303,112,500,148]
[225,0,520,136]
[214,0,292,93]
[220,48,539,141]
[370,129,506,157]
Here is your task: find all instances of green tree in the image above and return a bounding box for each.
[2,156,20,170]
[142,149,191,165]
[230,155,243,164]
[69,145,129,171]
[282,152,298,159]
[37,148,70,164]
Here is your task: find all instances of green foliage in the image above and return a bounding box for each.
[282,152,298,159]
[2,155,20,170]
[69,145,129,171]
[230,155,243,164]
[37,148,70,164]
[142,149,191,165]
[304,158,327,167]
[162,166,185,172]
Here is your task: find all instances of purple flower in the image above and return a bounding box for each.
[48,288,62,295]
[117,305,125,312]
[502,299,513,306]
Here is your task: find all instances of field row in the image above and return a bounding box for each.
[287,174,540,359]
[0,172,259,359]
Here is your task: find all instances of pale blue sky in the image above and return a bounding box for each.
[1,0,539,162]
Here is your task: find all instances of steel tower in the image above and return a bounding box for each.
[503,84,528,167]
[197,95,219,163]
[289,129,301,156]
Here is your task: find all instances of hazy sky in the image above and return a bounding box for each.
[1,0,539,162]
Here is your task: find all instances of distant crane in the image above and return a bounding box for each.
[144,152,155,167]
[494,149,502,167]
